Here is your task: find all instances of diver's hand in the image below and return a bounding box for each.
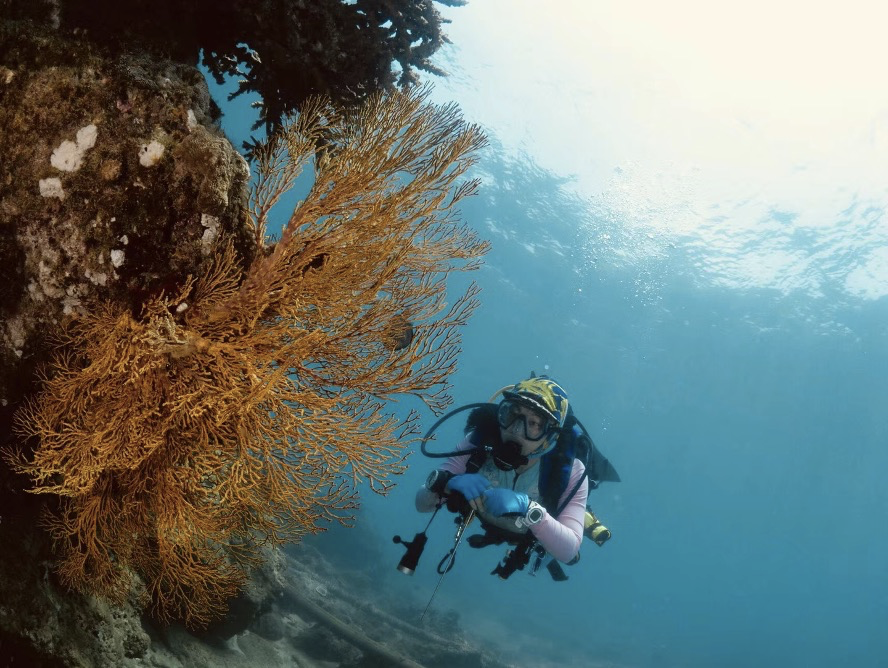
[445,473,490,510]
[482,488,530,517]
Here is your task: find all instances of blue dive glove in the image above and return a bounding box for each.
[444,473,490,502]
[482,488,530,517]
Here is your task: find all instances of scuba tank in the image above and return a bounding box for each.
[584,510,611,546]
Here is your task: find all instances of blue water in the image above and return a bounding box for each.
[374,143,888,668]
[206,10,888,666]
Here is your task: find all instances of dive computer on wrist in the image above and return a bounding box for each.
[516,500,545,528]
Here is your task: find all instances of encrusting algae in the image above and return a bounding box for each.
[5,87,489,628]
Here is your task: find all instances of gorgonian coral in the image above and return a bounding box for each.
[8,87,488,627]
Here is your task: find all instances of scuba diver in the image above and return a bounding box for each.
[395,373,617,607]
[415,376,587,566]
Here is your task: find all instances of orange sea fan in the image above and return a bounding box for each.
[7,86,488,627]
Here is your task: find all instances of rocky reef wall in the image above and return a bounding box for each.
[0,20,254,429]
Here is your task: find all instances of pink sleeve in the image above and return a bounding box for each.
[414,435,474,512]
[530,459,588,563]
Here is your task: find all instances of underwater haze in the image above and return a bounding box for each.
[213,1,888,666]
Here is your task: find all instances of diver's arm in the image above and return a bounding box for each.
[414,435,474,512]
[529,460,588,562]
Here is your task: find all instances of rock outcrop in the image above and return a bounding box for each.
[0,19,255,426]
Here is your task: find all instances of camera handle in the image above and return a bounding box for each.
[420,509,475,622]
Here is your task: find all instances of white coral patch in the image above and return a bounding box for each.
[139,140,165,167]
[76,124,98,150]
[27,280,44,301]
[187,109,198,131]
[62,294,82,315]
[110,249,125,267]
[200,213,220,255]
[39,177,65,200]
[50,140,79,171]
[5,316,25,350]
[50,124,98,172]
[85,268,108,286]
[201,227,218,246]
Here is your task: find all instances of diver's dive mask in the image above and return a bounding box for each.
[496,400,556,442]
[492,400,558,471]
